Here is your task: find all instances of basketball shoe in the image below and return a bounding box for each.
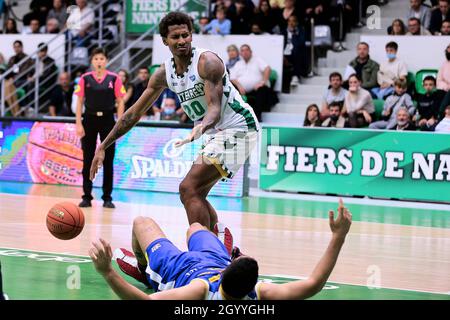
[213,222,234,256]
[114,248,150,287]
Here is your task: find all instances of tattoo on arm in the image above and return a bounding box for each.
[100,66,167,150]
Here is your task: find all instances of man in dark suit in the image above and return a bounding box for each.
[429,0,450,34]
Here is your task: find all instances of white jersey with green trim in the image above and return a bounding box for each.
[164,47,259,133]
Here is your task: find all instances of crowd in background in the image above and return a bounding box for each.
[303,39,450,133]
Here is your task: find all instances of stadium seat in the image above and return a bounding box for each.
[269,70,277,89]
[149,64,160,76]
[415,69,438,95]
[373,99,384,121]
[305,25,333,50]
[70,47,89,67]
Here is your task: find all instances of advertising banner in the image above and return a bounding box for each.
[126,0,209,33]
[260,127,450,203]
[0,120,244,197]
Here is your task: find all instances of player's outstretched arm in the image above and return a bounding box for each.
[258,199,352,300]
[89,239,207,300]
[89,65,168,180]
[89,239,151,300]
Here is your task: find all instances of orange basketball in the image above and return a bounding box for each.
[46,202,85,240]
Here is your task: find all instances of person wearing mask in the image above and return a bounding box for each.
[303,104,322,127]
[75,48,125,209]
[390,107,416,131]
[348,42,379,91]
[159,97,181,121]
[48,72,74,116]
[372,41,408,100]
[343,74,375,128]
[321,102,349,128]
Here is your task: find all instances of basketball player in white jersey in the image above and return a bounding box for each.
[89,12,259,255]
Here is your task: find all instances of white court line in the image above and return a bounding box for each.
[269,274,450,297]
[250,189,450,212]
[1,246,448,297]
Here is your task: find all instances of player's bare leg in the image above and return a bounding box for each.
[179,156,222,230]
[115,217,167,286]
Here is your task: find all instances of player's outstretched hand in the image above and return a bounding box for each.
[174,124,203,148]
[329,198,352,239]
[89,238,113,275]
[89,147,105,181]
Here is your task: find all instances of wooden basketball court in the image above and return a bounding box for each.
[1,181,449,299]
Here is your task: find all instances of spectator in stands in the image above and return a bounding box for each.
[226,44,240,73]
[277,0,300,35]
[45,18,60,34]
[22,18,42,34]
[129,67,150,108]
[230,44,277,121]
[254,0,281,34]
[372,41,408,100]
[322,102,349,128]
[202,7,231,35]
[429,0,450,34]
[303,104,322,127]
[414,76,444,130]
[390,107,416,131]
[7,40,34,92]
[47,0,68,29]
[48,72,74,116]
[388,19,407,35]
[30,43,58,90]
[369,79,415,129]
[4,18,19,34]
[198,17,210,34]
[435,104,450,131]
[151,88,181,120]
[303,0,328,26]
[271,0,285,9]
[348,42,379,91]
[67,0,95,47]
[321,72,348,118]
[230,0,253,34]
[23,0,52,27]
[437,44,450,91]
[406,17,432,34]
[438,19,450,34]
[250,22,270,35]
[282,15,308,89]
[118,69,134,111]
[158,97,182,122]
[343,74,375,128]
[0,56,19,117]
[407,0,431,29]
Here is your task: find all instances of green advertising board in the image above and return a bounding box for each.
[126,0,209,33]
[259,127,450,203]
